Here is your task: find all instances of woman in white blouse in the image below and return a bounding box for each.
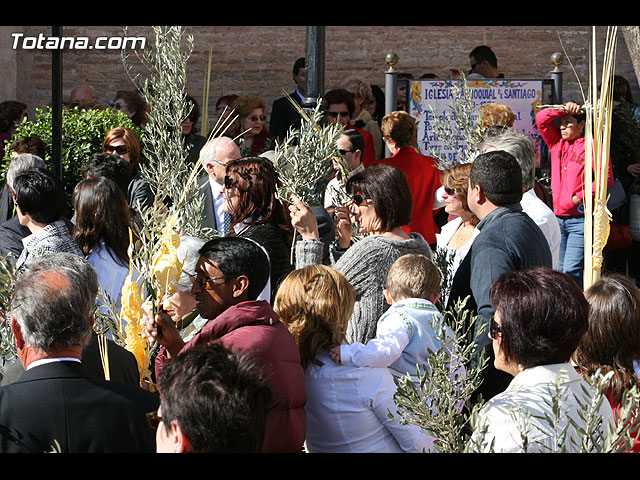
[467,267,614,452]
[274,264,434,453]
[434,163,479,302]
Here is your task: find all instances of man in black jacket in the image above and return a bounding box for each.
[269,57,306,142]
[447,150,552,403]
[0,253,158,453]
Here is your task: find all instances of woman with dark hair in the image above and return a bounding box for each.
[290,163,432,344]
[102,126,154,212]
[222,156,293,300]
[573,274,640,452]
[468,267,614,452]
[72,176,131,320]
[182,94,207,167]
[365,84,385,127]
[378,110,442,245]
[113,90,147,128]
[214,94,238,132]
[275,264,434,453]
[0,101,27,158]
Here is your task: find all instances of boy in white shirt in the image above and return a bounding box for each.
[330,253,452,379]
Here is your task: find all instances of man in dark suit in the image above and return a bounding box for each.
[0,253,159,453]
[269,57,306,142]
[197,136,241,236]
[447,150,552,404]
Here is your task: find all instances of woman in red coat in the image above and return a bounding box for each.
[378,111,442,245]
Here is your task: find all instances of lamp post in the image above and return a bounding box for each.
[51,25,63,181]
[302,26,325,110]
[385,52,398,115]
[384,53,398,157]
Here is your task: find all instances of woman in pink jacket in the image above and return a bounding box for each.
[535,101,613,286]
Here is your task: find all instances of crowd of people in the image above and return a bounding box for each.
[0,47,640,454]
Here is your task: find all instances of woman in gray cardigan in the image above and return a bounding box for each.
[290,164,433,344]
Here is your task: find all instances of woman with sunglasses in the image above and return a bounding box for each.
[434,163,479,303]
[226,95,273,157]
[467,266,614,452]
[102,127,154,212]
[222,156,293,300]
[0,100,27,159]
[290,163,432,345]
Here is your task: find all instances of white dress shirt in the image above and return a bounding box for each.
[339,308,410,368]
[521,188,561,270]
[304,349,434,453]
[209,177,228,234]
[324,164,365,209]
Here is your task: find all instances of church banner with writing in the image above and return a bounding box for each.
[408,78,549,167]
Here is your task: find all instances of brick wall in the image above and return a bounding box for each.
[3,25,638,129]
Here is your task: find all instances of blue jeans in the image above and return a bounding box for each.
[557,215,584,286]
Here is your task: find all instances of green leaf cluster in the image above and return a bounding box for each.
[1,106,144,209]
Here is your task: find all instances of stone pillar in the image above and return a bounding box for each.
[550,52,563,105]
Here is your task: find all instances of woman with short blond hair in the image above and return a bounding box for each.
[275,264,434,453]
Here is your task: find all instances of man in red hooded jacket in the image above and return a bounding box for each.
[146,236,306,453]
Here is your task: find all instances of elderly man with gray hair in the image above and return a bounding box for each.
[478,127,561,270]
[197,136,241,236]
[0,253,159,453]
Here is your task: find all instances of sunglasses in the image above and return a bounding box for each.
[489,314,502,339]
[192,273,231,289]
[327,111,350,118]
[146,411,162,430]
[351,193,371,207]
[223,175,238,189]
[338,149,354,156]
[469,61,482,73]
[444,187,457,196]
[246,115,266,123]
[104,144,130,156]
